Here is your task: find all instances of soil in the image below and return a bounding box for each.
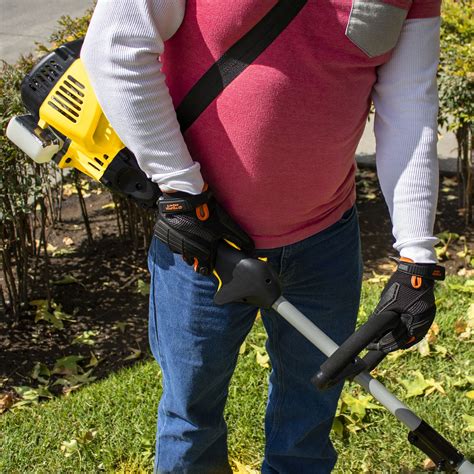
[0,169,472,400]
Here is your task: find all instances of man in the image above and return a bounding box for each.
[81,0,443,472]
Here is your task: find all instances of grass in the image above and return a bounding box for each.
[1,277,473,473]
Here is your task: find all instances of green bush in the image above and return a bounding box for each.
[0,6,154,318]
[438,0,474,222]
[0,9,95,317]
[0,55,59,317]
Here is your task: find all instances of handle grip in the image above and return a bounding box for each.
[213,243,282,309]
[312,310,399,390]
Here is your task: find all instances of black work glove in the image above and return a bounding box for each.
[367,258,445,353]
[153,185,254,275]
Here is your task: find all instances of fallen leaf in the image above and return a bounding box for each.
[52,355,84,376]
[455,319,467,335]
[62,184,75,198]
[61,439,79,458]
[448,283,474,295]
[31,362,50,384]
[54,369,97,394]
[124,348,142,361]
[342,392,381,420]
[87,352,100,368]
[332,418,345,438]
[46,243,58,254]
[101,202,116,210]
[457,268,474,278]
[423,458,437,470]
[434,345,448,358]
[72,330,98,346]
[417,338,431,357]
[358,305,368,320]
[427,322,439,344]
[256,351,270,369]
[136,279,150,296]
[12,385,53,407]
[62,236,74,246]
[53,247,76,257]
[442,177,457,187]
[0,393,14,413]
[366,272,390,284]
[239,341,247,355]
[424,378,445,396]
[437,231,460,243]
[400,371,444,398]
[466,390,474,400]
[79,429,98,444]
[232,459,258,474]
[377,262,396,273]
[453,375,474,388]
[387,350,405,361]
[30,300,73,330]
[114,322,128,333]
[53,275,83,287]
[462,414,474,432]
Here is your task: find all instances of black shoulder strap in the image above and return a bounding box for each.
[176,0,308,133]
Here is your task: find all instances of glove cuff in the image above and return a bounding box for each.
[158,187,212,215]
[391,257,445,281]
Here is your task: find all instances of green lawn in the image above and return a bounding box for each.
[1,278,473,473]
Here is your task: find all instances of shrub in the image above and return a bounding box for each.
[0,56,61,317]
[438,0,474,223]
[0,6,153,318]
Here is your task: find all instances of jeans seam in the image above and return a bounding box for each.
[278,247,287,278]
[265,313,285,448]
[151,266,168,471]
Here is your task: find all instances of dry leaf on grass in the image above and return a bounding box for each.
[455,319,467,335]
[427,322,439,344]
[0,393,14,413]
[232,459,259,474]
[423,458,437,470]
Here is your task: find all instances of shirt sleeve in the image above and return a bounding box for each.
[372,17,441,263]
[80,0,205,194]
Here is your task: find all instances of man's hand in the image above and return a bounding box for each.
[367,258,445,353]
[153,185,254,275]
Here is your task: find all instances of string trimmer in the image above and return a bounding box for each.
[6,39,473,473]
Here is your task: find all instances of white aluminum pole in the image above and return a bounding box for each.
[271,296,474,473]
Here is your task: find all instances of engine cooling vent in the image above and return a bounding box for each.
[26,59,64,94]
[20,39,83,118]
[47,75,85,123]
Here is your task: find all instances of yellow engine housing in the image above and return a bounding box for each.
[38,59,125,181]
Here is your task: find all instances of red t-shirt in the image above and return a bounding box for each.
[162,0,441,248]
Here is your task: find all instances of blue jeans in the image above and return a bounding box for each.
[148,206,362,474]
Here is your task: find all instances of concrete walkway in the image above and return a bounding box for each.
[2,0,458,171]
[0,0,92,63]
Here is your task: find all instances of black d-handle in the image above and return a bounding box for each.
[213,242,282,309]
[312,310,400,390]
